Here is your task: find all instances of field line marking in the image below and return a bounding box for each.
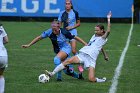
[108,23,133,93]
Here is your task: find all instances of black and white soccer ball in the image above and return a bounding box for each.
[38,74,50,83]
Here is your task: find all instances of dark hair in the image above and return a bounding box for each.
[65,0,74,9]
[96,24,105,33]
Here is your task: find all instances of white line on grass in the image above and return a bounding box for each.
[108,23,133,93]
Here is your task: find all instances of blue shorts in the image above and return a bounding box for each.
[69,29,78,41]
[60,44,71,56]
[69,29,78,36]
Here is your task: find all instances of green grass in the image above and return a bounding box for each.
[2,22,140,93]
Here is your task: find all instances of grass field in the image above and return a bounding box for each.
[2,22,140,93]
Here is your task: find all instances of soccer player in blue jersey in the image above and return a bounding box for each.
[22,19,87,81]
[58,0,84,73]
[45,11,112,83]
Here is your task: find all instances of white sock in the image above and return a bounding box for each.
[52,63,65,75]
[0,76,5,93]
[96,77,106,83]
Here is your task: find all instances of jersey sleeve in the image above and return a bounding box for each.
[74,10,80,20]
[58,11,64,22]
[41,29,52,38]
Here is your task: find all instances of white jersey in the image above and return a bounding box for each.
[79,34,107,60]
[0,26,8,56]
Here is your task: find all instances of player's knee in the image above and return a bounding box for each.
[54,56,61,65]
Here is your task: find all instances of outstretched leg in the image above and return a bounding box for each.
[70,40,84,73]
[46,56,80,77]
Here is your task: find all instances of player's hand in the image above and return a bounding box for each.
[107,11,112,19]
[22,44,30,48]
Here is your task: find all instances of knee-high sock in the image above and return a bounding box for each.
[0,76,5,93]
[54,56,62,79]
[52,63,65,75]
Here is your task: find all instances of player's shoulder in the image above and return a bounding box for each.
[72,9,79,14]
[43,28,53,34]
[72,9,78,13]
[60,10,66,14]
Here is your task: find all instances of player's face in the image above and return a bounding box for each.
[52,25,60,35]
[94,27,103,35]
[65,1,72,10]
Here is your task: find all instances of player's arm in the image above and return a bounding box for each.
[102,11,112,39]
[101,48,109,61]
[73,19,80,29]
[22,35,43,48]
[74,36,87,46]
[66,19,80,30]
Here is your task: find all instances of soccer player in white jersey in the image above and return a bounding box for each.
[0,24,8,93]
[45,11,112,83]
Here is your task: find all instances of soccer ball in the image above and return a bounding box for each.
[38,74,50,83]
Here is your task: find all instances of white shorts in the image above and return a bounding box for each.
[0,56,8,69]
[76,52,96,68]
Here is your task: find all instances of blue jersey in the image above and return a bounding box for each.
[58,9,80,36]
[41,28,75,54]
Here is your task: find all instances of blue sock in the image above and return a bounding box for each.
[54,56,62,80]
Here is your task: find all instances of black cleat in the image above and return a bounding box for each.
[57,78,62,81]
[78,73,84,80]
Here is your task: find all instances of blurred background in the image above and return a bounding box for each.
[0,0,139,23]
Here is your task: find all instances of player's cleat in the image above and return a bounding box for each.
[96,77,107,82]
[78,65,84,73]
[102,77,106,81]
[78,73,84,80]
[57,78,62,81]
[45,70,53,77]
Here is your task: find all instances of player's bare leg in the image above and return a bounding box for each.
[71,40,84,73]
[88,66,106,83]
[45,56,80,77]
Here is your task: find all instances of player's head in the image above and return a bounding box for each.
[51,19,60,35]
[65,0,73,10]
[95,24,105,35]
